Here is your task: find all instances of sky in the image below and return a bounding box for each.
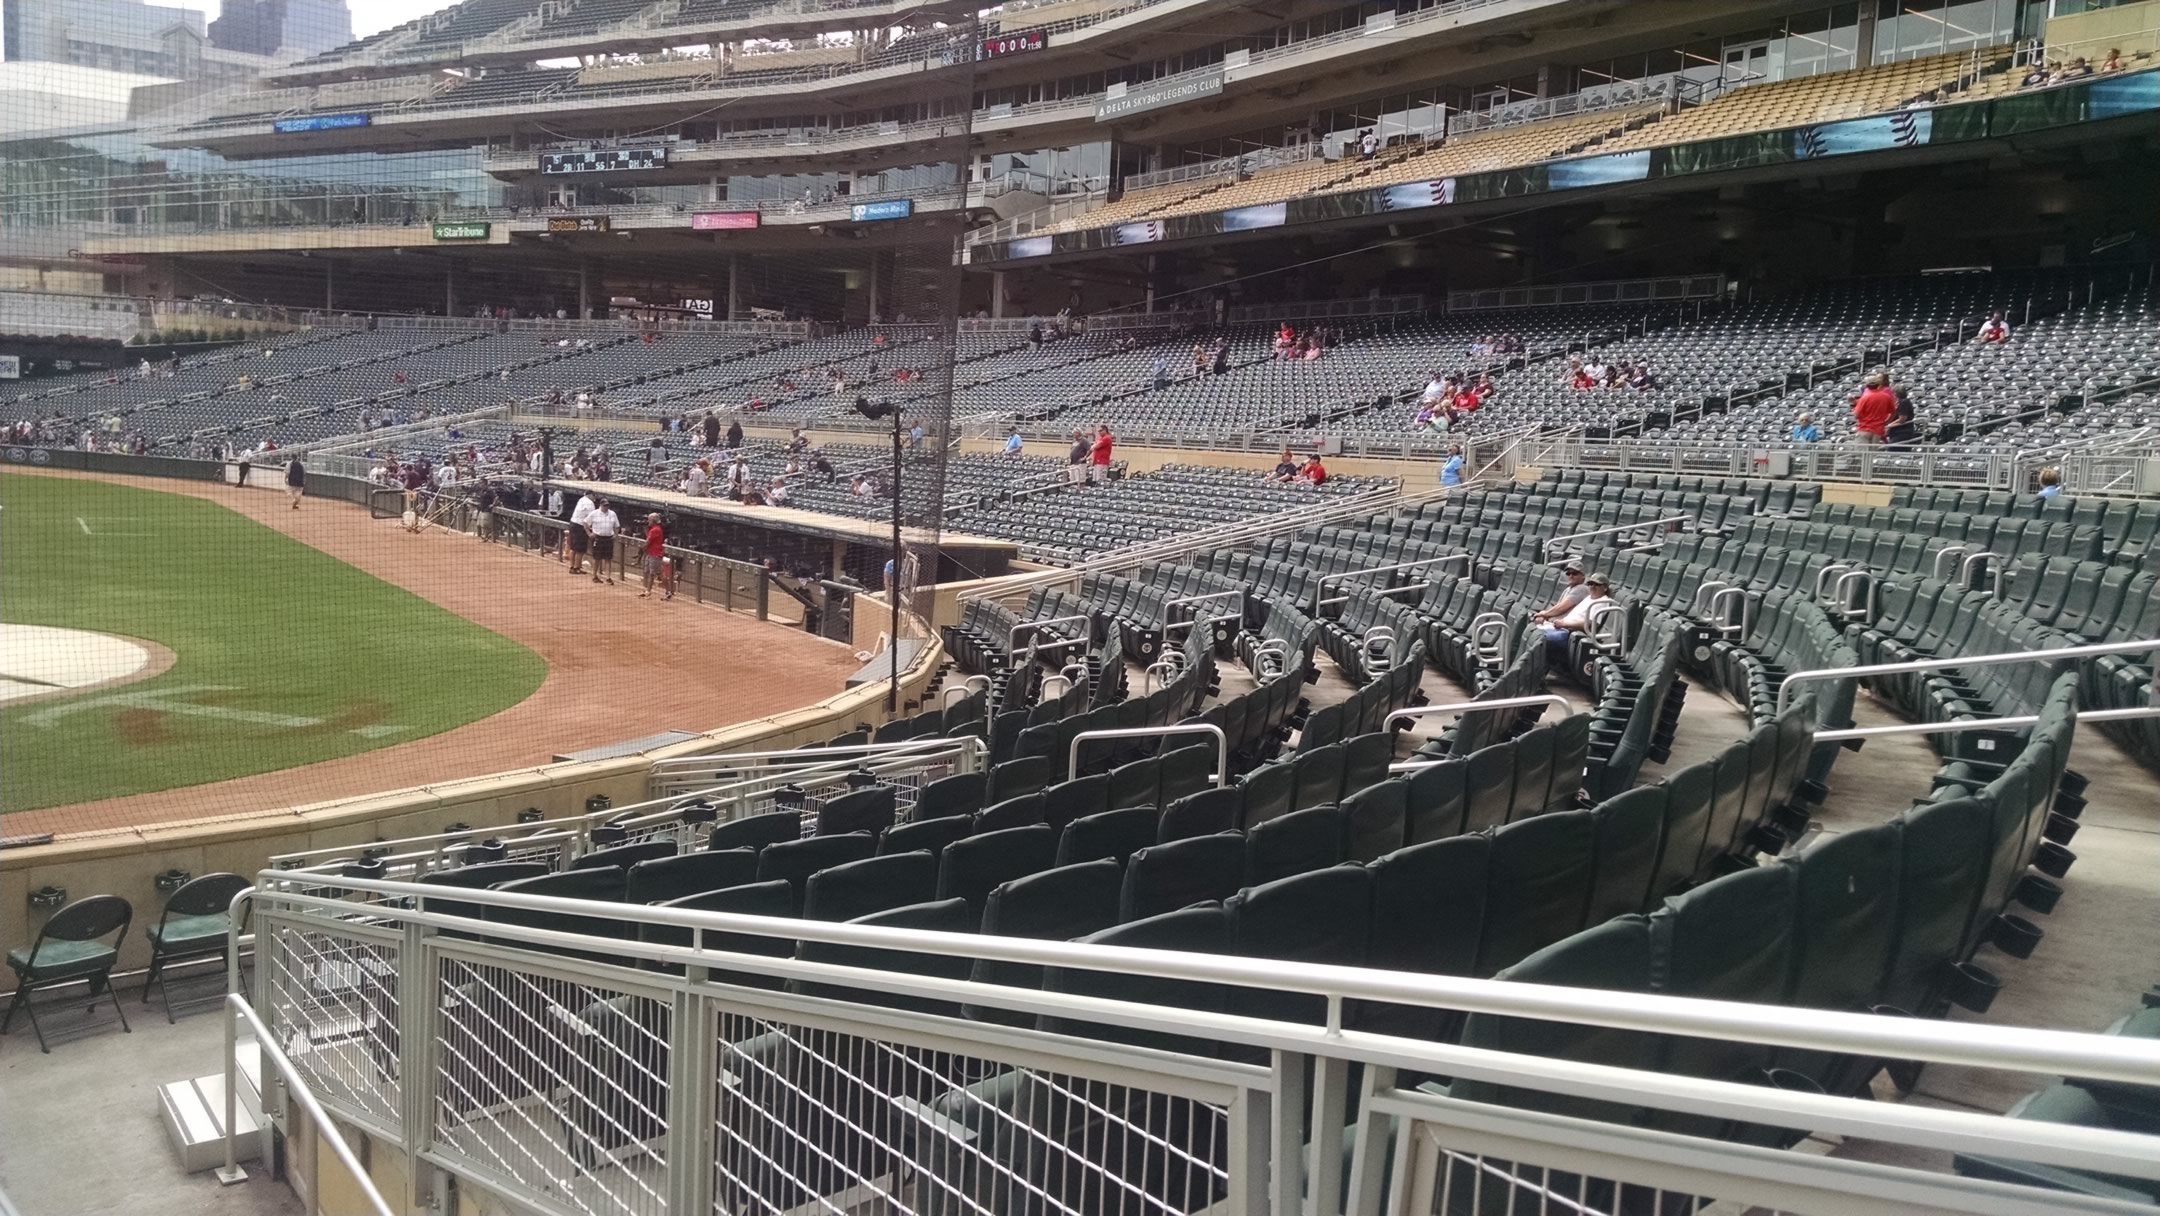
[163,0,448,40]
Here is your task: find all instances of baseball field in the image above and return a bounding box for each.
[0,472,549,814]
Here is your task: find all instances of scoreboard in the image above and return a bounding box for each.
[540,146,669,174]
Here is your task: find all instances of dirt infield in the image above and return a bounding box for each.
[3,469,861,838]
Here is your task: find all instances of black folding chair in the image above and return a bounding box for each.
[4,894,134,1052]
[142,872,252,1023]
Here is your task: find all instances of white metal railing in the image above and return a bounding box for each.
[240,867,2160,1216]
[1445,274,1726,312]
[267,737,985,879]
[218,993,396,1216]
[1448,72,1679,135]
[1776,639,2160,715]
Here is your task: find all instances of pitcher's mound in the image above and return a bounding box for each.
[0,624,170,704]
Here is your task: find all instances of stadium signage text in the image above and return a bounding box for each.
[547,216,613,233]
[691,210,761,231]
[0,356,19,379]
[850,199,915,222]
[273,112,372,133]
[431,222,491,240]
[541,146,669,174]
[978,30,1046,59]
[1095,71,1224,122]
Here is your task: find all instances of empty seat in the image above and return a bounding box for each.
[1119,834,1248,921]
[965,860,1125,1025]
[938,825,1058,913]
[756,834,877,911]
[1055,807,1160,866]
[625,849,759,905]
[1245,805,1347,886]
[708,811,802,852]
[802,852,940,923]
[816,785,897,837]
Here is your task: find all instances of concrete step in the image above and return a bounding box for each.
[158,1039,267,1174]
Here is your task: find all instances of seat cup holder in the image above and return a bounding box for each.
[677,800,718,825]
[589,824,629,847]
[774,783,807,810]
[2012,874,2063,914]
[1988,913,2044,960]
[341,857,388,880]
[2052,790,2087,820]
[1948,962,2003,1013]
[2042,812,2080,846]
[457,839,509,865]
[2033,840,2076,878]
[2058,768,2090,797]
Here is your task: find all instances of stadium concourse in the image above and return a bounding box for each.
[3,0,2160,1213]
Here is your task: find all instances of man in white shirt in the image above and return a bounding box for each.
[768,475,790,506]
[685,460,710,498]
[725,458,748,499]
[585,497,620,585]
[1532,563,1589,624]
[1543,572,1610,672]
[568,491,597,575]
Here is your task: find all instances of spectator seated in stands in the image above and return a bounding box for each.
[1298,454,1329,486]
[1412,401,1449,435]
[1268,447,1299,481]
[1274,323,1296,359]
[1003,428,1024,456]
[2102,48,2125,73]
[767,475,790,507]
[1533,562,1590,628]
[1541,571,1609,672]
[1567,357,1594,389]
[1790,413,1822,443]
[1628,363,1657,391]
[1977,310,2011,342]
[2019,62,2052,88]
[2037,466,2064,499]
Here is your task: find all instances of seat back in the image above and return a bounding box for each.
[1159,787,1242,841]
[644,881,796,984]
[1040,908,1232,1055]
[1055,807,1160,866]
[626,849,760,904]
[1648,865,1798,1085]
[802,851,940,922]
[1119,833,1248,921]
[1042,773,1109,831]
[1404,759,1469,842]
[913,771,987,821]
[1476,810,1595,976]
[756,833,877,911]
[1237,761,1296,827]
[816,785,897,838]
[1585,784,1666,922]
[707,811,802,852]
[1342,779,1408,862]
[974,792,1046,833]
[1454,918,1659,1122]
[793,899,978,1014]
[574,839,677,872]
[938,825,1058,912]
[1245,805,1347,886]
[965,859,1126,1024]
[880,816,974,857]
[1225,865,1373,1026]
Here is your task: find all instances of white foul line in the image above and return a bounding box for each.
[76,516,93,535]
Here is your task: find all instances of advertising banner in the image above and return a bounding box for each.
[273,113,371,133]
[1096,71,1224,122]
[851,199,915,222]
[546,216,612,233]
[691,210,761,230]
[431,221,490,240]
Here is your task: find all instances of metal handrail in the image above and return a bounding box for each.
[221,993,395,1215]
[1586,600,1628,654]
[1160,589,1244,641]
[1961,550,2005,597]
[1067,723,1227,785]
[1932,545,1973,580]
[1833,570,1871,619]
[1813,703,2160,742]
[1310,554,1468,614]
[1777,638,2160,715]
[1813,562,1856,607]
[1708,586,1748,638]
[253,872,2160,1098]
[1008,612,1094,656]
[1541,515,1691,556]
[1385,693,1569,732]
[1689,580,1732,617]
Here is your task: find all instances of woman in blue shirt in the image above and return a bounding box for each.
[1440,444,1465,487]
[1789,413,1821,443]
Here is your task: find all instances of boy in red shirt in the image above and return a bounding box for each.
[1852,372,1895,445]
[639,513,673,600]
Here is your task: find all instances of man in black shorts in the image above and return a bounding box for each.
[567,491,596,574]
[586,497,621,585]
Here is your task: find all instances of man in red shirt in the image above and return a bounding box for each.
[639,512,672,600]
[1088,424,1114,484]
[1852,372,1896,445]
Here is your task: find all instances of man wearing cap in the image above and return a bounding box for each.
[1533,563,1590,625]
[1543,572,1611,672]
[639,512,671,600]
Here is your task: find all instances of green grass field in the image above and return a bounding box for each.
[0,474,547,814]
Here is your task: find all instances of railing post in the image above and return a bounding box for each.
[1270,1051,1308,1216]
[665,988,716,1213]
[398,919,437,1211]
